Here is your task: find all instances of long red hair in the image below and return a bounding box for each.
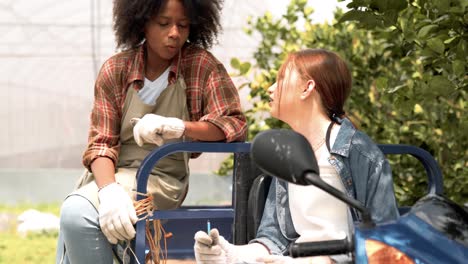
[277,49,352,120]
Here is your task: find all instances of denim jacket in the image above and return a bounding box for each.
[250,118,400,255]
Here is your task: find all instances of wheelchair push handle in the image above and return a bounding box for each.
[289,238,352,258]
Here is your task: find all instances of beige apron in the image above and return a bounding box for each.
[71,75,190,211]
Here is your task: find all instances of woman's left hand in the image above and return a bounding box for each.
[131,114,185,146]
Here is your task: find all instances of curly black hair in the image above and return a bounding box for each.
[113,0,223,50]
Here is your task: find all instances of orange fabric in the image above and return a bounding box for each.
[366,239,414,264]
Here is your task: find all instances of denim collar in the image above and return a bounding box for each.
[330,118,356,158]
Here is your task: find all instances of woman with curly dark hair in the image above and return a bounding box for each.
[56,0,246,263]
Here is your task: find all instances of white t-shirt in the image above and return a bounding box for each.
[288,124,350,243]
[137,67,170,105]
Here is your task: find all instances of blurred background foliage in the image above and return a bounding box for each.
[221,0,467,206]
[0,203,60,263]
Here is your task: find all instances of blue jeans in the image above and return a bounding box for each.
[56,195,116,264]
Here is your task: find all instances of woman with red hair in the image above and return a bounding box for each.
[194,49,399,264]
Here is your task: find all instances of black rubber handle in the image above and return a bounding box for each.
[289,238,351,257]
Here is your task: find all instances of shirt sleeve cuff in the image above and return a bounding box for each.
[82,150,118,172]
[249,237,285,256]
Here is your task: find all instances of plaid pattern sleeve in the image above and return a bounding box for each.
[82,60,122,170]
[82,48,142,170]
[182,46,247,142]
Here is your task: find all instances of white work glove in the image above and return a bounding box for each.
[131,114,185,147]
[194,228,269,264]
[98,183,138,244]
[257,255,335,264]
[257,255,295,264]
[194,228,230,264]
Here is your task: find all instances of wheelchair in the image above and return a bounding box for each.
[130,141,443,263]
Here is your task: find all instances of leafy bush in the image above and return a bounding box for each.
[224,0,467,205]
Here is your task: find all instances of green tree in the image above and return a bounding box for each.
[224,0,467,205]
[338,0,468,204]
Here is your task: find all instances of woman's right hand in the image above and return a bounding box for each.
[194,228,271,264]
[97,183,138,244]
[194,228,230,263]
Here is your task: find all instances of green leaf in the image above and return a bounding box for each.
[370,0,388,11]
[453,60,465,77]
[399,17,408,33]
[444,36,458,44]
[304,7,314,17]
[370,0,407,12]
[427,38,445,54]
[456,40,467,59]
[382,10,399,26]
[346,0,371,9]
[376,77,388,89]
[239,62,252,75]
[461,0,468,8]
[388,0,407,11]
[429,76,453,93]
[417,25,438,39]
[433,1,450,12]
[338,10,366,23]
[359,13,385,28]
[339,10,385,28]
[230,58,241,69]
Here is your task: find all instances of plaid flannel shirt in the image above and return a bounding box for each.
[82,43,247,170]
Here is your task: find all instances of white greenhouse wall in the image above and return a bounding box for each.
[0,0,345,169]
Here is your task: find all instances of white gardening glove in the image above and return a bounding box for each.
[98,183,138,244]
[194,228,227,264]
[131,114,185,147]
[194,228,269,264]
[257,255,295,264]
[257,255,335,264]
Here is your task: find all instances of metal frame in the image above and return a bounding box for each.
[133,142,250,263]
[377,144,443,195]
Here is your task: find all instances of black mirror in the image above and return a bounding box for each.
[250,129,374,227]
[250,129,320,185]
